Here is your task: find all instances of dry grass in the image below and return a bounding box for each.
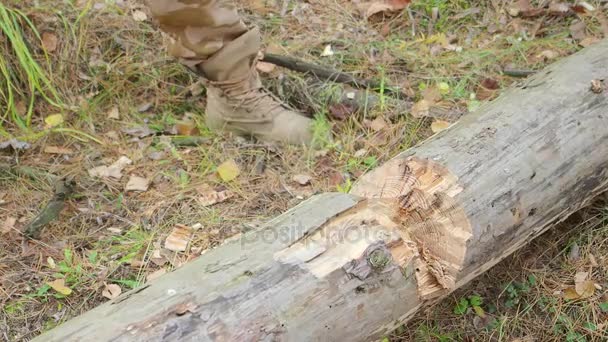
[1,0,607,341]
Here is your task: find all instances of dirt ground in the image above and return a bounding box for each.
[1,0,608,341]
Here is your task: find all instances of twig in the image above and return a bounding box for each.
[24,178,75,239]
[170,136,210,147]
[502,68,536,77]
[261,53,408,100]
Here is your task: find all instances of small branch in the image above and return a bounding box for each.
[261,53,408,100]
[170,136,210,147]
[24,178,75,239]
[502,68,536,77]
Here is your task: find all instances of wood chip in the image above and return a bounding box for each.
[197,189,233,207]
[256,61,276,73]
[125,176,150,192]
[164,224,193,252]
[591,79,604,94]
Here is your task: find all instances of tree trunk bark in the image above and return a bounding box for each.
[36,40,608,342]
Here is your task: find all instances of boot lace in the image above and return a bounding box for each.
[211,68,288,123]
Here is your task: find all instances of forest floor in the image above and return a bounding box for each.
[1,0,608,341]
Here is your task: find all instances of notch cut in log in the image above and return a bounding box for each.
[35,40,608,341]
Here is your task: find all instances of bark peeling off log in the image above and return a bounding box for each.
[276,157,471,300]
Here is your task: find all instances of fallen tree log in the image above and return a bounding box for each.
[36,40,608,341]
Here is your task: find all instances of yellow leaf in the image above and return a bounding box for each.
[217,159,240,182]
[564,287,580,300]
[438,82,450,95]
[47,278,72,296]
[431,120,451,133]
[44,114,64,128]
[47,257,56,269]
[473,305,486,318]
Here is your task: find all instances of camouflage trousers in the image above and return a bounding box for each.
[146,0,249,68]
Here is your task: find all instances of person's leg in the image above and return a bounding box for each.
[147,0,313,145]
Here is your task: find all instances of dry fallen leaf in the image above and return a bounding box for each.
[411,99,431,118]
[328,103,357,120]
[431,120,451,133]
[563,271,596,299]
[150,249,168,266]
[358,0,411,18]
[569,21,587,41]
[256,61,276,73]
[125,176,150,192]
[576,281,596,298]
[47,278,72,296]
[165,224,193,252]
[2,216,16,234]
[44,146,74,155]
[548,2,571,16]
[108,106,120,120]
[477,78,500,100]
[217,159,240,182]
[102,283,122,300]
[41,32,58,53]
[88,156,132,179]
[292,174,313,186]
[132,10,148,22]
[369,117,388,132]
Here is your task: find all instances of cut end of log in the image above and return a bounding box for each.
[275,157,472,300]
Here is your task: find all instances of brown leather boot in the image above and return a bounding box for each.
[198,28,313,145]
